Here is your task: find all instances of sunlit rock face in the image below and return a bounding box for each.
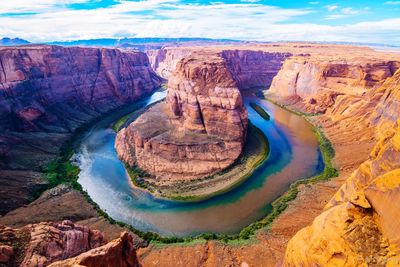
[282,70,400,267]
[115,52,248,181]
[269,56,400,114]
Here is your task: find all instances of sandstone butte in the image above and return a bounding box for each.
[115,52,249,181]
[1,43,400,266]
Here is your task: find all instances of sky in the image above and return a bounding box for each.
[0,0,399,45]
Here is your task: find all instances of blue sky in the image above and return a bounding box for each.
[0,0,399,44]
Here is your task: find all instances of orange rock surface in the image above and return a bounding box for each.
[282,70,400,267]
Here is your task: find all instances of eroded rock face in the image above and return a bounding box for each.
[115,52,248,181]
[0,45,162,133]
[48,232,139,267]
[268,57,400,113]
[0,220,106,267]
[220,50,291,90]
[0,221,139,267]
[147,47,194,78]
[0,45,162,214]
[21,220,106,267]
[282,70,400,266]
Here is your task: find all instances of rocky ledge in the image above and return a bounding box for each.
[115,52,248,182]
[0,220,138,267]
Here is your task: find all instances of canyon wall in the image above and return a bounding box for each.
[0,45,162,214]
[282,69,400,266]
[268,56,400,113]
[220,50,291,90]
[146,47,194,78]
[115,51,248,181]
[147,47,291,90]
[0,45,162,133]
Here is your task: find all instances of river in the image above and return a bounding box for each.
[75,90,323,237]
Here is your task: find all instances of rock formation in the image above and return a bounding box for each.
[48,232,139,267]
[0,45,162,214]
[282,70,400,266]
[147,47,195,78]
[0,45,161,133]
[0,221,139,267]
[268,56,400,113]
[116,52,248,181]
[220,50,291,89]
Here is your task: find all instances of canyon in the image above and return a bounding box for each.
[1,42,400,266]
[115,51,249,182]
[0,45,162,215]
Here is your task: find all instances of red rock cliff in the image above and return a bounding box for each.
[0,45,162,215]
[115,52,248,181]
[220,49,291,90]
[0,45,162,133]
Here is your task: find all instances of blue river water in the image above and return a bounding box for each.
[75,90,323,237]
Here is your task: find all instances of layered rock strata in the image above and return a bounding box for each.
[147,47,195,78]
[0,221,139,267]
[115,52,248,181]
[0,45,162,214]
[48,231,139,267]
[268,56,400,113]
[282,70,400,266]
[220,50,291,89]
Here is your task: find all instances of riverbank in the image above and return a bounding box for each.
[126,122,269,201]
[1,89,338,248]
[137,89,375,266]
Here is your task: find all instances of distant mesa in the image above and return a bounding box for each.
[0,37,30,46]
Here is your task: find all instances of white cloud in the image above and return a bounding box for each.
[0,0,88,14]
[0,0,399,45]
[324,6,364,20]
[325,5,339,12]
[240,0,261,3]
[308,2,319,5]
[384,1,400,5]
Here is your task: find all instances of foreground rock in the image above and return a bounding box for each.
[49,232,139,267]
[0,220,139,267]
[0,220,105,266]
[116,52,248,181]
[0,45,162,214]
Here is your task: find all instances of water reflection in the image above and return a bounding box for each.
[76,91,323,236]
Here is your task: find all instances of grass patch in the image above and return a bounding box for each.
[250,102,270,120]
[40,89,338,246]
[128,122,269,202]
[112,114,131,132]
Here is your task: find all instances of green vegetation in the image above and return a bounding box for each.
[40,89,338,246]
[128,122,270,202]
[127,167,154,193]
[250,102,270,120]
[112,114,131,132]
[255,90,321,117]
